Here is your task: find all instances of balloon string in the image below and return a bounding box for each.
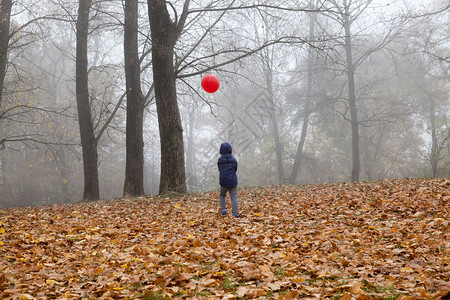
[213,93,226,141]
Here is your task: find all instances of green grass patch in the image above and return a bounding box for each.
[143,290,170,300]
[195,289,212,297]
[222,277,239,292]
[361,280,402,299]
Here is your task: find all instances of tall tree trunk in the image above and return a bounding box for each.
[123,0,145,197]
[147,0,187,194]
[58,153,70,203]
[343,7,360,182]
[429,95,438,178]
[0,0,12,202]
[186,103,195,190]
[289,1,315,184]
[361,125,373,180]
[265,65,285,185]
[0,0,11,106]
[76,0,100,201]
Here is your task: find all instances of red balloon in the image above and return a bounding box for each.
[201,74,220,93]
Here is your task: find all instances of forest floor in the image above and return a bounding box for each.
[0,178,449,299]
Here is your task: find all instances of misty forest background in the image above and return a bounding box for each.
[0,0,448,208]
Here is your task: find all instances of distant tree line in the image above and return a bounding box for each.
[0,0,448,207]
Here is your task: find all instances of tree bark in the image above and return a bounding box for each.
[147,0,187,194]
[0,0,12,201]
[0,0,11,106]
[123,0,145,197]
[75,0,100,201]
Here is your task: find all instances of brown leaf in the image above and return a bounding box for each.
[340,291,352,300]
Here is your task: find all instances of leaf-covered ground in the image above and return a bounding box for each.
[1,178,449,299]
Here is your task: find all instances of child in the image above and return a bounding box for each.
[217,142,239,217]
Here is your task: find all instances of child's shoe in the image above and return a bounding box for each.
[233,213,239,218]
[221,209,227,215]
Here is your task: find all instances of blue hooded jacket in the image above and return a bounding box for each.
[217,143,238,187]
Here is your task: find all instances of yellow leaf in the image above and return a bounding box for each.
[120,263,128,269]
[174,203,181,208]
[0,241,4,246]
[254,213,260,216]
[0,227,5,234]
[95,267,103,274]
[113,287,125,290]
[46,279,56,285]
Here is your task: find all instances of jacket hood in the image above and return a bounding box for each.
[220,143,232,155]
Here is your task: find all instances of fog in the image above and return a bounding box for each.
[0,0,448,207]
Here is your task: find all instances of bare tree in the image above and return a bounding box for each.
[341,1,361,182]
[250,12,286,185]
[288,0,317,184]
[410,4,449,177]
[0,0,12,200]
[265,61,285,185]
[76,0,99,201]
[318,0,402,181]
[123,0,145,197]
[147,0,189,194]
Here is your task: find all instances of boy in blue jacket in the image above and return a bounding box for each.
[217,142,239,217]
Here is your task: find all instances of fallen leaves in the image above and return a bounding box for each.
[0,178,449,299]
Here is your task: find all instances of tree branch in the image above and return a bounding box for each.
[177,36,308,79]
